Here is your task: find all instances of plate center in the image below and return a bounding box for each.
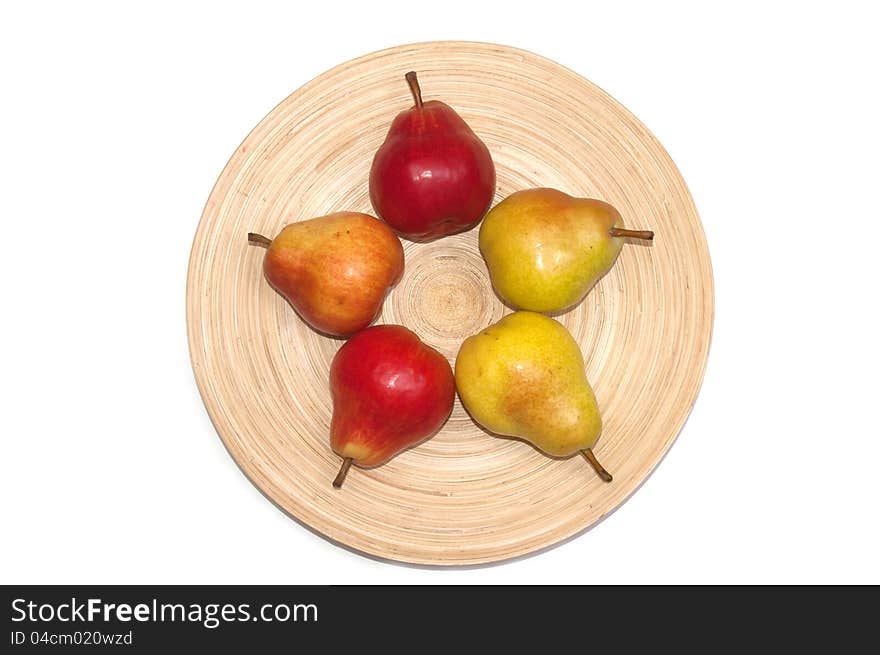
[385,237,506,360]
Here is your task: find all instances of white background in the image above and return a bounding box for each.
[2,1,878,584]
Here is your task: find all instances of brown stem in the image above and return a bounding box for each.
[405,71,423,109]
[582,449,613,482]
[333,457,354,488]
[609,227,654,241]
[248,233,272,248]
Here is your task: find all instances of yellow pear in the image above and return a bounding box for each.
[479,188,653,312]
[455,311,611,481]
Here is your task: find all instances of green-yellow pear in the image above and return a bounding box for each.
[479,188,653,313]
[455,311,611,481]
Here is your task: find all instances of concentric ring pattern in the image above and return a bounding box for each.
[186,41,714,565]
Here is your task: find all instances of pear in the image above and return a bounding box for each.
[455,311,611,481]
[248,212,404,338]
[329,325,455,488]
[369,71,496,241]
[479,188,653,313]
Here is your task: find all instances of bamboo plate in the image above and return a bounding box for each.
[187,41,713,566]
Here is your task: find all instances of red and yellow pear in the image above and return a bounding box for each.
[248,212,404,337]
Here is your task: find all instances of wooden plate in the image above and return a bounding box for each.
[186,41,713,565]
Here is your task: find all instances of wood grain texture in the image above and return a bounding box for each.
[186,41,714,565]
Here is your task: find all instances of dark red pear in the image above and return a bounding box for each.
[369,71,496,242]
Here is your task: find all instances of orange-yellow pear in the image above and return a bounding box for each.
[248,212,404,337]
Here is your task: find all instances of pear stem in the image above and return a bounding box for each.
[405,71,423,109]
[582,449,613,483]
[609,227,654,241]
[333,457,354,488]
[248,233,272,248]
